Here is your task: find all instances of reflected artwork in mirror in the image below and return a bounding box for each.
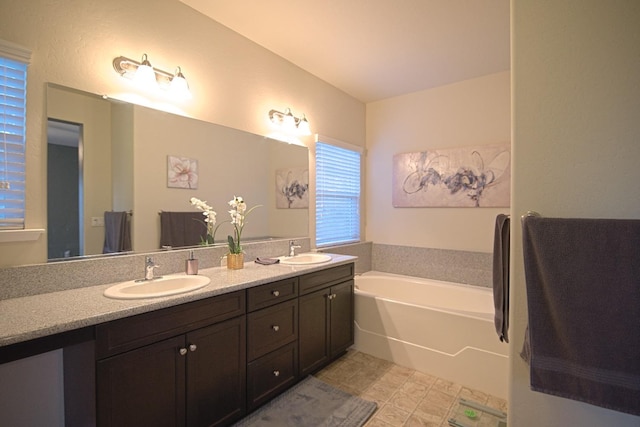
[45,84,309,262]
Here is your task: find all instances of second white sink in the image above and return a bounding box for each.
[104,274,211,299]
[279,253,332,265]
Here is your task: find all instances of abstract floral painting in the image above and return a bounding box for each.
[167,155,198,189]
[276,168,309,208]
[392,143,510,207]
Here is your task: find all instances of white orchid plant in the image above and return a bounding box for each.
[227,196,261,254]
[190,197,218,245]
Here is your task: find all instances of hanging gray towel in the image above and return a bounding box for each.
[159,211,207,248]
[492,214,510,343]
[103,211,132,253]
[522,216,640,416]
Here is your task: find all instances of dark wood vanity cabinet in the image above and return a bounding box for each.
[93,263,354,426]
[246,277,299,410]
[95,291,246,427]
[298,264,355,377]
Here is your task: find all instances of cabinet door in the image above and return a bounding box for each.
[330,280,354,357]
[186,316,246,427]
[298,288,330,377]
[97,335,186,427]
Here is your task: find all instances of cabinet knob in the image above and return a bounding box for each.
[331,293,337,299]
[273,370,280,377]
[272,290,280,297]
[179,348,188,356]
[189,344,197,352]
[272,325,280,332]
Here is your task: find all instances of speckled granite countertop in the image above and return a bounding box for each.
[0,254,356,348]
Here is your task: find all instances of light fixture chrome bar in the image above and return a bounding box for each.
[112,54,192,100]
[113,55,174,84]
[269,108,311,135]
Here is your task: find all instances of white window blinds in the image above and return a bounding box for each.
[315,140,361,247]
[0,41,30,230]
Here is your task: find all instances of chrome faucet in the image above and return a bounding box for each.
[289,240,301,257]
[143,256,160,281]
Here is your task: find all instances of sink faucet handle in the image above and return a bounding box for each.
[289,240,302,257]
[144,256,160,280]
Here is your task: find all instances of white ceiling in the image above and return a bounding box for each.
[179,0,510,103]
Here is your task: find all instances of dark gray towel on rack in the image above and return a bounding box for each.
[522,216,640,416]
[159,211,207,248]
[103,211,132,253]
[493,214,510,343]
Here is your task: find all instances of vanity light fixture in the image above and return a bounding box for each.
[113,54,192,100]
[268,108,311,136]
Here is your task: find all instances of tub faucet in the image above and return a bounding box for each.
[144,256,160,281]
[289,240,301,257]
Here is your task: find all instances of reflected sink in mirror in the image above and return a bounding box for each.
[279,253,332,265]
[104,274,211,299]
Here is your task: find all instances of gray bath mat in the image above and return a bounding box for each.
[233,376,377,427]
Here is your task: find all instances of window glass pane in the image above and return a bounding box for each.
[0,55,27,229]
[315,141,361,247]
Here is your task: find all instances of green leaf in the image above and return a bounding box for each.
[227,235,237,253]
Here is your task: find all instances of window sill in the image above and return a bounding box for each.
[0,229,45,243]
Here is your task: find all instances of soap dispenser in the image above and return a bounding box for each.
[185,250,198,275]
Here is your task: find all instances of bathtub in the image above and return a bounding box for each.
[353,271,508,399]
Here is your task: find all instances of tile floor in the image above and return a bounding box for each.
[314,350,508,427]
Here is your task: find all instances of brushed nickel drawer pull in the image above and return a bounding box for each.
[273,370,280,377]
[272,290,280,297]
[189,344,197,352]
[179,348,188,356]
[272,325,280,332]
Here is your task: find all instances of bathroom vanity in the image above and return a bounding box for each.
[0,257,355,427]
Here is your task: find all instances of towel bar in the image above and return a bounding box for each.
[521,210,541,224]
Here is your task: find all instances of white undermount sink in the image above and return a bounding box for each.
[103,274,211,300]
[279,253,332,265]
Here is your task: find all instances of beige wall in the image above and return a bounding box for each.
[510,1,640,425]
[366,71,511,253]
[0,0,365,267]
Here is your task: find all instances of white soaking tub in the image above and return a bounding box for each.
[353,271,508,398]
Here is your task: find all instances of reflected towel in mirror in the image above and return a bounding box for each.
[103,211,132,253]
[159,211,208,248]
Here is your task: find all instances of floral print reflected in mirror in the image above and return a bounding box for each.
[276,168,309,208]
[168,155,198,189]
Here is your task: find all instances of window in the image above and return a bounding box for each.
[0,40,30,230]
[315,137,362,247]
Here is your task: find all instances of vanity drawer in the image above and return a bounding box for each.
[247,277,298,312]
[247,342,298,410]
[96,291,245,359]
[247,299,297,361]
[299,264,354,295]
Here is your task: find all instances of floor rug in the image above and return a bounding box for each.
[233,376,377,427]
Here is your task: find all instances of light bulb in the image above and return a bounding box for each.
[133,54,158,91]
[169,67,192,100]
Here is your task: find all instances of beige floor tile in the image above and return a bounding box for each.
[315,350,507,427]
[365,416,395,427]
[431,378,462,397]
[404,412,443,427]
[414,389,456,421]
[373,403,411,427]
[409,370,438,387]
[457,386,489,404]
[389,389,423,413]
[361,382,398,405]
[400,378,431,398]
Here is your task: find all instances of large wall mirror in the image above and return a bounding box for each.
[46,84,309,261]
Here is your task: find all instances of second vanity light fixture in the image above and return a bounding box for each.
[268,108,311,136]
[113,53,192,100]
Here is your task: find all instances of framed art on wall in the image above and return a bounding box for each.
[392,143,510,208]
